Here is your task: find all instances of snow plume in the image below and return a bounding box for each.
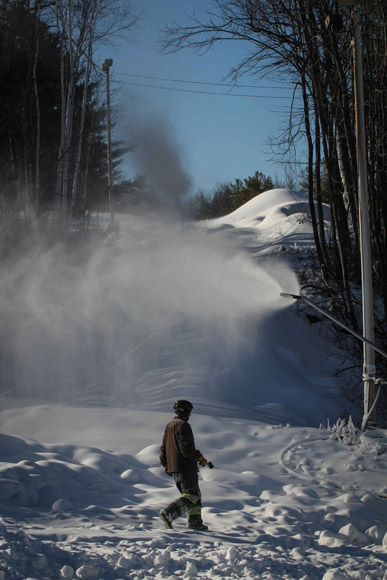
[127,108,192,211]
[0,220,313,419]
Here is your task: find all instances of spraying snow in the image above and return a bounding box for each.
[125,106,192,208]
[1,203,339,424]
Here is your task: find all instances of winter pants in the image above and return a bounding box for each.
[165,471,203,524]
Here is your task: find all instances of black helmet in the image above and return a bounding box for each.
[174,400,193,418]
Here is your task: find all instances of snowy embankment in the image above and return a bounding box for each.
[0,189,386,580]
[0,409,386,580]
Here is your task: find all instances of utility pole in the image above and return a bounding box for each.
[338,1,376,429]
[102,58,114,226]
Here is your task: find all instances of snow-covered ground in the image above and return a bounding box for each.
[0,189,386,580]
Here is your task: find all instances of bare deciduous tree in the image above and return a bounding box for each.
[49,0,138,221]
[163,0,387,333]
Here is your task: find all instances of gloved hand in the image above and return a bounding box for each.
[164,467,172,476]
[198,454,208,467]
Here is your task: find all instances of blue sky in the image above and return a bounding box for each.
[106,0,299,195]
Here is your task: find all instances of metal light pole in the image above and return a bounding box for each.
[352,10,376,428]
[338,1,376,428]
[102,58,114,225]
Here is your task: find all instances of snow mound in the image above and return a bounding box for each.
[218,188,308,223]
[203,188,330,256]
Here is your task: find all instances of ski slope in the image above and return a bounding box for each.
[0,189,386,580]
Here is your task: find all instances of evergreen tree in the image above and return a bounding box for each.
[184,172,274,220]
[0,1,61,215]
[237,172,274,206]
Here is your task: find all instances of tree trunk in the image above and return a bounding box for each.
[33,5,41,215]
[314,113,330,267]
[54,3,67,219]
[301,73,325,267]
[70,40,92,215]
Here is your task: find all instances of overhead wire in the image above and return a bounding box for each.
[111,71,296,99]
[112,79,290,98]
[116,71,290,91]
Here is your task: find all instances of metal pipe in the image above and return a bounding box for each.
[280,293,387,361]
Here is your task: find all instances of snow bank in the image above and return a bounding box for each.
[203,188,330,255]
[0,415,386,580]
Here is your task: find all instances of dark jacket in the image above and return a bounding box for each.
[160,417,201,473]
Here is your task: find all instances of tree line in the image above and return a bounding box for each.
[183,171,274,220]
[163,0,387,341]
[0,0,137,248]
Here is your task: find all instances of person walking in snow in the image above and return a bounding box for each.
[159,400,210,531]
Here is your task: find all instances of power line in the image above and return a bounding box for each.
[112,79,291,99]
[116,71,290,91]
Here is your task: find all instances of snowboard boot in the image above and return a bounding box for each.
[187,520,208,531]
[160,509,174,529]
[187,515,208,531]
[160,501,180,529]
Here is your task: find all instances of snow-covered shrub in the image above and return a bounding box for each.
[323,416,360,446]
[360,429,387,455]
